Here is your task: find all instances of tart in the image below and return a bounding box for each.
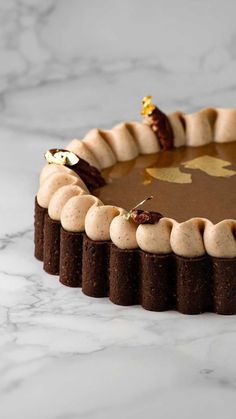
[34,97,236,314]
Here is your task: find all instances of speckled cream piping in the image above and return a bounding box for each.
[85,205,126,241]
[37,107,236,258]
[66,107,236,168]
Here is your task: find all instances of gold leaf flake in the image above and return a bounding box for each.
[146,167,192,184]
[142,178,152,185]
[141,95,156,117]
[182,155,236,178]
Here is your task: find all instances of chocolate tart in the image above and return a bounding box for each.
[34,100,236,314]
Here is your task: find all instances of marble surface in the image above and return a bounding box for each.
[1,0,236,418]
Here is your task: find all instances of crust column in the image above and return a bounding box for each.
[175,255,213,314]
[34,197,47,261]
[213,257,236,315]
[59,229,84,287]
[43,214,61,275]
[140,252,174,311]
[109,245,140,306]
[82,235,110,297]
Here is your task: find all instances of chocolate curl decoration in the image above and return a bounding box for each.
[141,96,174,150]
[123,196,163,225]
[44,149,106,190]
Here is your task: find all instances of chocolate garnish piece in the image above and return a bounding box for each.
[130,209,163,225]
[45,149,105,190]
[123,196,163,224]
[141,96,174,150]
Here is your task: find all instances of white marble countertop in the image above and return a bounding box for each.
[1,1,236,418]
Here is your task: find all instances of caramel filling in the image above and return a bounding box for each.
[95,142,236,223]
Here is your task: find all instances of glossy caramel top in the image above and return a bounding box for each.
[95,142,236,223]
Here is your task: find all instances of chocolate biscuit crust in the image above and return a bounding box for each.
[82,235,110,297]
[140,252,174,311]
[175,255,213,314]
[60,229,84,287]
[43,214,61,275]
[213,257,236,315]
[34,202,236,314]
[109,245,140,306]
[34,197,46,261]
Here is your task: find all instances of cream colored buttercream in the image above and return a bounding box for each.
[136,218,173,254]
[103,123,139,161]
[137,217,236,258]
[85,205,125,241]
[66,139,101,169]
[61,195,102,233]
[64,109,236,170]
[39,163,89,192]
[83,129,117,169]
[184,110,213,147]
[37,172,80,209]
[168,112,186,148]
[39,163,77,185]
[214,108,236,143]
[204,219,236,258]
[170,218,206,257]
[110,215,138,249]
[127,121,160,154]
[48,184,86,221]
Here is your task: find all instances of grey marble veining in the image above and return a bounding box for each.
[0,1,236,418]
